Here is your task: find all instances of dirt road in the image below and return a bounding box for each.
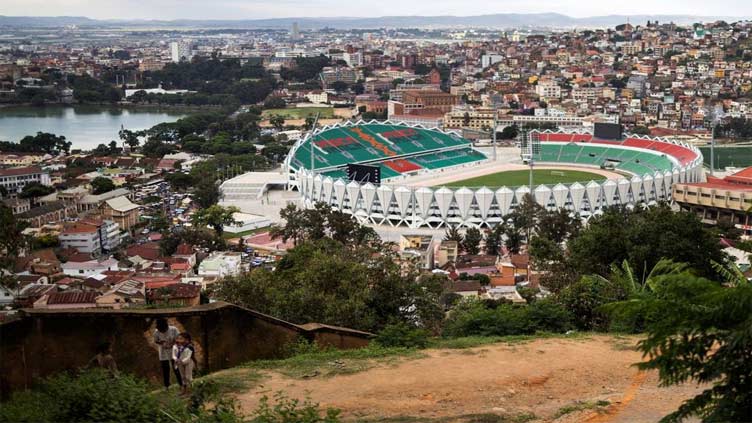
[235,335,702,422]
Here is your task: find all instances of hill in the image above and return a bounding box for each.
[0,13,746,29]
[214,334,703,422]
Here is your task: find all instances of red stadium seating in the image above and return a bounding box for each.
[384,159,422,173]
[315,137,358,149]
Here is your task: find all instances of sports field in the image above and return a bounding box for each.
[439,169,607,188]
[262,107,335,119]
[698,146,752,169]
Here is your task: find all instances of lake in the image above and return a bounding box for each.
[0,105,187,151]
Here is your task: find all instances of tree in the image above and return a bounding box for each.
[270,114,285,130]
[485,225,503,256]
[567,205,726,281]
[608,274,752,422]
[165,172,194,192]
[0,205,28,271]
[499,124,519,140]
[191,204,239,236]
[462,227,483,255]
[90,177,115,195]
[263,96,286,109]
[270,203,378,248]
[443,225,464,252]
[631,125,651,136]
[18,182,54,200]
[304,116,316,131]
[119,128,140,150]
[193,179,220,208]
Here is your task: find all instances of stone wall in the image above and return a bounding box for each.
[0,302,372,398]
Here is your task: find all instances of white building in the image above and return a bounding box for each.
[198,252,243,278]
[170,41,193,63]
[61,258,120,278]
[305,91,328,104]
[481,54,504,68]
[535,80,561,100]
[0,166,51,195]
[59,220,123,254]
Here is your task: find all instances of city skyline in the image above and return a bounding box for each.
[1,0,752,21]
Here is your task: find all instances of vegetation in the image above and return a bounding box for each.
[90,176,116,195]
[0,369,233,423]
[0,131,71,154]
[607,274,752,422]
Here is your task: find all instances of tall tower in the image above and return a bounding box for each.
[291,22,300,40]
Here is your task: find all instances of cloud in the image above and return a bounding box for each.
[1,0,751,20]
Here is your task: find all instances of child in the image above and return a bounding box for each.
[172,332,196,395]
[87,341,118,376]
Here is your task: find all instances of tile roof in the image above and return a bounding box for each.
[0,166,43,176]
[46,291,99,305]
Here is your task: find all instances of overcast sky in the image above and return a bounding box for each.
[1,0,751,20]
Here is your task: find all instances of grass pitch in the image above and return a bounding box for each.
[439,169,607,188]
[262,107,335,119]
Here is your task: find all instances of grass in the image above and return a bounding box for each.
[196,368,265,394]
[553,400,611,419]
[698,145,752,169]
[262,107,335,119]
[439,169,606,188]
[222,226,271,239]
[245,344,425,379]
[429,332,591,350]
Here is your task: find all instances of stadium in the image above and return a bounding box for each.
[282,120,705,228]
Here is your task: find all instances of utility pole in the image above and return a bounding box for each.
[492,110,498,161]
[710,122,715,177]
[309,112,320,178]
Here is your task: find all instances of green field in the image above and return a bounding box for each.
[439,169,607,188]
[262,107,335,119]
[698,146,752,169]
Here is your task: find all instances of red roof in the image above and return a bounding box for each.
[175,243,195,255]
[724,167,752,185]
[146,283,200,300]
[46,291,98,305]
[0,166,43,177]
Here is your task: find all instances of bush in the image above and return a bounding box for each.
[375,321,430,348]
[250,392,341,423]
[557,275,631,331]
[0,369,244,423]
[0,369,180,423]
[441,298,574,338]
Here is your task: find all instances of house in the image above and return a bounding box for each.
[436,240,458,267]
[0,166,51,194]
[96,280,145,309]
[198,252,242,278]
[59,219,123,254]
[146,283,201,307]
[398,234,435,270]
[14,249,62,276]
[16,201,77,228]
[61,257,120,278]
[484,286,526,304]
[15,284,56,308]
[0,285,15,305]
[446,280,483,298]
[174,243,197,267]
[34,291,99,309]
[101,196,139,231]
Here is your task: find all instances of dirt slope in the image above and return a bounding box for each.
[236,335,703,422]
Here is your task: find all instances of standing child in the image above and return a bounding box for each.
[172,332,196,396]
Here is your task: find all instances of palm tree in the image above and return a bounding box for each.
[710,259,749,287]
[609,258,689,294]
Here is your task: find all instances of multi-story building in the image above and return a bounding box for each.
[401,89,459,113]
[170,41,193,63]
[444,108,496,130]
[0,166,51,195]
[535,80,562,100]
[59,219,123,254]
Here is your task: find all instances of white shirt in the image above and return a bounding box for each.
[153,326,179,361]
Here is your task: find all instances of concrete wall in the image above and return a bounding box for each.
[0,302,372,398]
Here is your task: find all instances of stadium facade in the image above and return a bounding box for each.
[284,121,705,228]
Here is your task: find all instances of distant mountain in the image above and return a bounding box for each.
[0,13,748,29]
